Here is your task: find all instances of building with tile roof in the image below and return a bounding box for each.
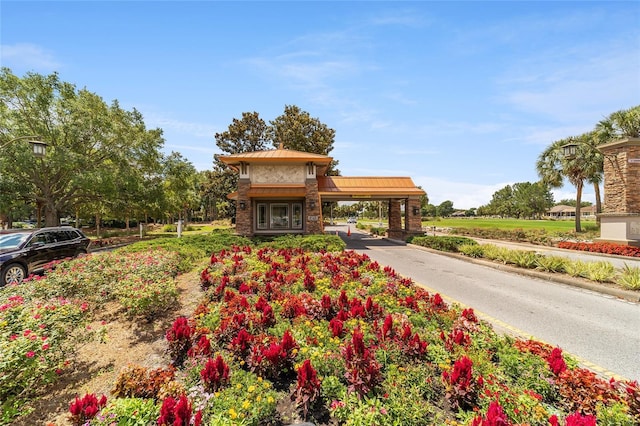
[218,146,426,239]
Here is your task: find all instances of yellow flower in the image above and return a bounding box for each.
[267,396,275,404]
[256,395,262,402]
[242,400,250,410]
[214,392,220,398]
[248,385,255,393]
[229,408,238,419]
[236,383,242,390]
[257,377,263,382]
[305,320,312,327]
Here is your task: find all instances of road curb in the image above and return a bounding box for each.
[405,242,640,303]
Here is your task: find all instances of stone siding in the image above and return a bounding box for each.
[235,179,252,236]
[602,143,640,214]
[305,179,323,234]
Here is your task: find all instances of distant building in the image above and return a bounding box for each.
[546,204,596,219]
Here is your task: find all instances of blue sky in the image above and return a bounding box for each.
[2,1,639,209]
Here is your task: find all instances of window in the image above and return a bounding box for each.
[254,201,305,232]
[292,203,302,229]
[257,204,268,229]
[270,204,289,229]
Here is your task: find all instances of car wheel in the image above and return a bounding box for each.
[1,263,27,286]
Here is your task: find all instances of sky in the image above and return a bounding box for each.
[2,1,639,209]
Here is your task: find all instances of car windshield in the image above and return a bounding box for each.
[0,232,32,250]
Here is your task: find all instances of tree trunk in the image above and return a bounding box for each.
[593,182,602,226]
[44,202,59,227]
[575,181,583,233]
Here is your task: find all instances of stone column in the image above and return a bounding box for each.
[405,197,424,236]
[235,179,252,236]
[387,199,403,240]
[305,179,322,234]
[597,137,640,246]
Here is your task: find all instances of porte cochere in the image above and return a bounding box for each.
[219,146,426,240]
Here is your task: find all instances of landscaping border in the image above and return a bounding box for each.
[407,242,640,303]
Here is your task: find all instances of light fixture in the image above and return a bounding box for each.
[309,200,316,209]
[239,200,246,210]
[30,140,48,158]
[562,143,577,159]
[0,136,48,158]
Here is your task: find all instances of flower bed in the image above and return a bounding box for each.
[86,246,638,425]
[557,241,640,258]
[0,249,183,422]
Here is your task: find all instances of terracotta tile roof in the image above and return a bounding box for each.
[218,147,332,166]
[318,176,425,198]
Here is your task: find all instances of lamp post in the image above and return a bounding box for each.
[0,136,48,229]
[0,135,48,158]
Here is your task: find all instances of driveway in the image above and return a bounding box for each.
[328,224,640,381]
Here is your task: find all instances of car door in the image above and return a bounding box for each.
[51,230,74,260]
[24,231,55,273]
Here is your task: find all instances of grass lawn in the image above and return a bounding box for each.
[420,217,595,233]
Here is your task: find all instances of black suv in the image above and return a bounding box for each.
[0,227,90,286]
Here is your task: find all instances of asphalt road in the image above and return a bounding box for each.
[328,225,640,381]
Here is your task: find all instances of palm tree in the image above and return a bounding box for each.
[537,134,599,233]
[596,105,640,140]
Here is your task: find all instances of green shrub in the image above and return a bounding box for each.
[535,255,567,273]
[564,260,589,278]
[122,229,253,265]
[0,285,91,420]
[616,264,640,290]
[459,244,485,258]
[485,246,514,264]
[369,226,387,236]
[260,234,345,252]
[509,251,540,269]
[90,398,159,425]
[114,275,178,320]
[409,235,477,252]
[585,261,616,283]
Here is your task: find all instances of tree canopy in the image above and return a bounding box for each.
[536,105,638,232]
[479,182,554,219]
[0,68,199,229]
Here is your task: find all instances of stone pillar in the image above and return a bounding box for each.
[235,179,252,236]
[405,197,424,236]
[305,179,323,234]
[597,137,640,246]
[387,199,403,240]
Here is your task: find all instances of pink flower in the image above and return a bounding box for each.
[26,351,35,358]
[42,343,50,351]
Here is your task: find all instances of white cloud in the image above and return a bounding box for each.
[0,43,61,71]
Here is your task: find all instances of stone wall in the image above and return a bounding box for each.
[235,179,252,236]
[305,179,323,234]
[602,140,640,214]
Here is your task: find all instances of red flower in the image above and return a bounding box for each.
[564,412,597,426]
[472,401,511,426]
[69,393,107,425]
[200,355,230,392]
[547,347,567,376]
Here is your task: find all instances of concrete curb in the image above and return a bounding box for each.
[405,242,640,303]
